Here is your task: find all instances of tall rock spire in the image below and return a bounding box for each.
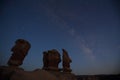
[62,49,72,72]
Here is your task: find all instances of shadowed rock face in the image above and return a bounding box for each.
[7,39,31,67]
[62,49,72,72]
[42,49,61,71]
[43,51,49,69]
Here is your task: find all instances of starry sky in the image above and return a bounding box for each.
[0,0,120,75]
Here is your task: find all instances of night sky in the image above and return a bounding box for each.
[0,0,120,75]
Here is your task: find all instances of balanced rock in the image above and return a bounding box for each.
[7,39,31,67]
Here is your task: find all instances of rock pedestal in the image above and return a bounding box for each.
[0,66,24,80]
[0,67,77,80]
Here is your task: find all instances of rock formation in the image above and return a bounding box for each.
[42,51,49,70]
[42,49,61,71]
[7,39,31,67]
[62,49,72,72]
[0,39,77,80]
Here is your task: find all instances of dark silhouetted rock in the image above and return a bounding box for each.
[42,51,49,70]
[7,39,31,67]
[42,49,61,71]
[62,49,72,72]
[0,66,24,80]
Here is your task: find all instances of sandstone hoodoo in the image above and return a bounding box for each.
[0,39,77,80]
[7,39,31,67]
[42,49,61,71]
